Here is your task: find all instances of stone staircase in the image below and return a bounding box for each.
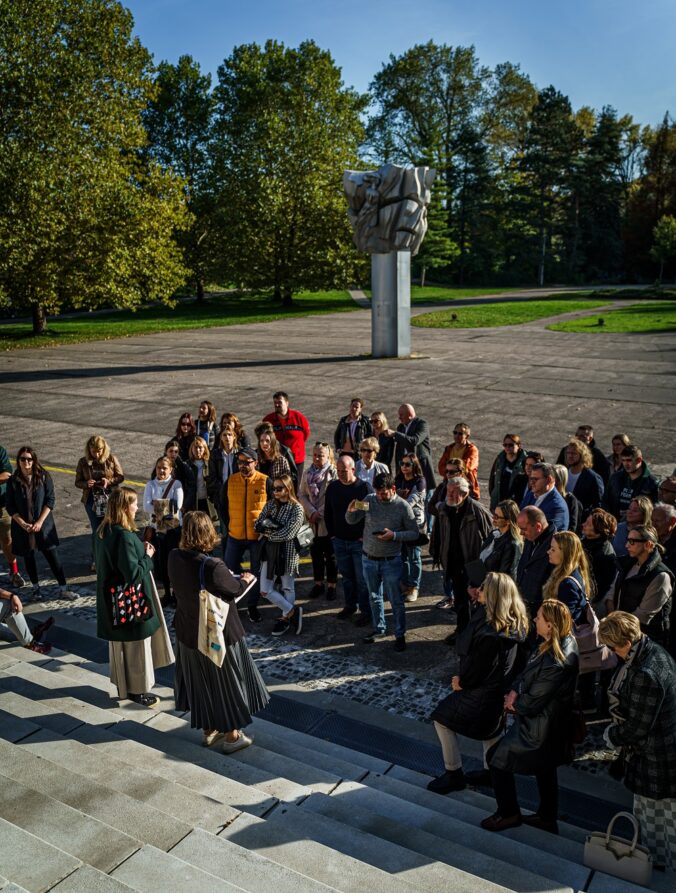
[0,639,670,893]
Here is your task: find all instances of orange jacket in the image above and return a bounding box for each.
[437,441,480,499]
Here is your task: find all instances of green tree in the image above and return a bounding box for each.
[413,181,458,286]
[519,86,581,285]
[366,43,535,283]
[650,214,676,284]
[0,0,189,334]
[143,55,216,301]
[211,40,367,305]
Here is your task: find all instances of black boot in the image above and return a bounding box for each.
[426,768,466,794]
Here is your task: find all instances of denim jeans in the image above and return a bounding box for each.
[333,538,370,616]
[84,494,102,559]
[260,561,295,616]
[0,599,32,646]
[401,543,422,589]
[362,553,405,638]
[224,537,261,607]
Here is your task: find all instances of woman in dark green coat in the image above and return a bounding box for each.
[95,486,174,707]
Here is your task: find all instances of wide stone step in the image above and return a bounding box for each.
[300,788,577,893]
[0,882,29,893]
[170,827,339,892]
[110,844,245,892]
[303,778,589,889]
[19,728,241,834]
[217,810,422,893]
[0,737,191,851]
[146,711,346,793]
[0,817,81,892]
[0,771,140,874]
[249,715,392,773]
[46,865,137,892]
[119,715,312,804]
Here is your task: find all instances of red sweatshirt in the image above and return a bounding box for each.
[262,409,311,464]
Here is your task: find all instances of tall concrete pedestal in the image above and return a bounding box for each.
[371,250,411,358]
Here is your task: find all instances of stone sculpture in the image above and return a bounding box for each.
[343,164,436,256]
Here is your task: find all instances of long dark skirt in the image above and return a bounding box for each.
[175,638,269,733]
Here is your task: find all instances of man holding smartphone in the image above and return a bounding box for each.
[346,472,418,652]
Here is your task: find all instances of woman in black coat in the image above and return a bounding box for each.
[427,572,530,794]
[582,508,618,601]
[599,612,676,872]
[168,511,269,751]
[482,599,579,834]
[6,446,78,600]
[478,500,523,580]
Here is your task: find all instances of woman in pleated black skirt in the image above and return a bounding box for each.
[168,511,269,752]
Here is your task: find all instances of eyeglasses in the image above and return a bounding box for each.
[492,513,504,521]
[453,430,466,436]
[237,459,255,466]
[19,457,33,463]
[400,461,412,467]
[626,537,646,544]
[272,486,286,492]
[503,442,516,448]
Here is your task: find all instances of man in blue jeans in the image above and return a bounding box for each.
[324,455,371,625]
[346,472,418,652]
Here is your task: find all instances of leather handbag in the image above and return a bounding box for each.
[295,522,315,552]
[568,578,617,675]
[583,811,653,886]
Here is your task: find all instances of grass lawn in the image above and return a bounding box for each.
[410,285,522,304]
[548,301,676,334]
[411,298,608,329]
[0,290,359,351]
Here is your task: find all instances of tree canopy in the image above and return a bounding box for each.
[210,39,367,304]
[0,0,190,333]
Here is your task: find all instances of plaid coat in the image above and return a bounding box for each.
[607,637,676,800]
[254,499,305,576]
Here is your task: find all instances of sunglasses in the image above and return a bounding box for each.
[273,486,286,492]
[400,461,413,467]
[237,459,255,466]
[19,456,33,463]
[360,448,375,453]
[453,430,466,436]
[314,442,329,448]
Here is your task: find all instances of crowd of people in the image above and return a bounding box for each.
[1,395,675,869]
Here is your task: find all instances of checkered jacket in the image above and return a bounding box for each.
[254,499,305,575]
[607,637,676,800]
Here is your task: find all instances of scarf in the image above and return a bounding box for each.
[306,463,331,502]
[607,634,648,727]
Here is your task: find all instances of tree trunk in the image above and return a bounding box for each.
[32,303,47,335]
[420,265,427,288]
[195,278,205,302]
[281,285,293,307]
[658,259,664,286]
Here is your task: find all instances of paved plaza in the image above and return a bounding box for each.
[1,302,674,684]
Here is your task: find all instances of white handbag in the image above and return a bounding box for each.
[197,558,228,668]
[583,811,653,887]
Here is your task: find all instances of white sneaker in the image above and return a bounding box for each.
[405,588,419,602]
[222,731,254,754]
[59,588,79,601]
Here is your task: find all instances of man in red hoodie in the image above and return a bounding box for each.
[263,391,311,486]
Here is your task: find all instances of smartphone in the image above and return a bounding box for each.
[354,500,369,511]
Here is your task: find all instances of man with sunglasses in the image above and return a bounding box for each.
[604,525,673,649]
[222,448,273,623]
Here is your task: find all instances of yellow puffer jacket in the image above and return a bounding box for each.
[227,471,269,540]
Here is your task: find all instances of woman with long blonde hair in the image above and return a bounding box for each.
[74,434,124,570]
[544,530,593,624]
[427,572,530,794]
[483,599,579,835]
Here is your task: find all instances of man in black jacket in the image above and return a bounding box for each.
[516,506,556,619]
[324,455,371,624]
[390,404,436,492]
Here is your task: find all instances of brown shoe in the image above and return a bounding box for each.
[480,812,522,832]
[26,640,52,655]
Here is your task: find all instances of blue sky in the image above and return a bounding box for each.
[124,0,675,126]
